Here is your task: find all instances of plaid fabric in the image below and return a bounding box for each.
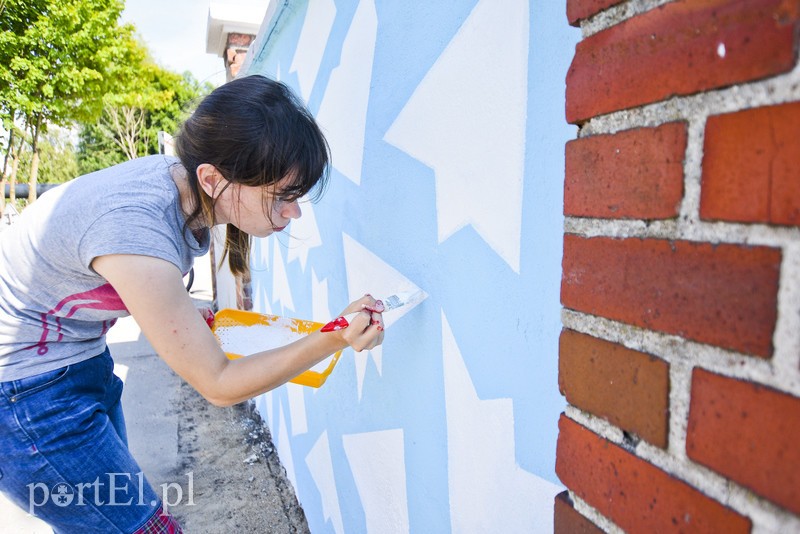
[133,506,183,534]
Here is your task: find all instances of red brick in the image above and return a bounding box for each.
[554,491,605,534]
[559,329,670,447]
[566,0,800,123]
[687,369,800,515]
[567,0,624,26]
[701,102,800,226]
[561,236,781,357]
[226,49,249,79]
[556,415,752,533]
[226,32,254,48]
[565,123,687,219]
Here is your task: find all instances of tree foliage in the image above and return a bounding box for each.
[16,127,78,184]
[0,0,137,200]
[0,0,213,202]
[77,65,211,175]
[0,0,133,126]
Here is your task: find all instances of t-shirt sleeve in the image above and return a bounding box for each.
[78,205,184,272]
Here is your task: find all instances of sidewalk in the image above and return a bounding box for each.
[0,253,307,533]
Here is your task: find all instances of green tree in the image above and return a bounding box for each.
[0,0,135,201]
[77,63,211,175]
[0,0,40,211]
[75,122,126,176]
[91,33,160,161]
[0,122,24,211]
[16,127,78,185]
[145,69,211,155]
[1,124,74,211]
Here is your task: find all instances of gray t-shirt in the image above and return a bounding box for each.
[0,155,210,381]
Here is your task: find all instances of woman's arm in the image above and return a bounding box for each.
[92,254,383,406]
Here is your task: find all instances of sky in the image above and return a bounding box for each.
[120,0,265,87]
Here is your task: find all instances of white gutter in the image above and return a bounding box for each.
[238,0,292,76]
[206,3,268,57]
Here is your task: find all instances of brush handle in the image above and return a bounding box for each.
[320,301,386,332]
[320,312,359,332]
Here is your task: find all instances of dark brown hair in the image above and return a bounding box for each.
[174,75,330,275]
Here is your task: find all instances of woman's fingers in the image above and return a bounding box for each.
[333,294,386,352]
[365,300,385,314]
[362,326,384,351]
[340,312,384,352]
[364,311,384,350]
[340,294,382,316]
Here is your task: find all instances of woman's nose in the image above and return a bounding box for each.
[281,200,302,220]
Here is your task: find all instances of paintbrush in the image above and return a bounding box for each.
[320,290,424,332]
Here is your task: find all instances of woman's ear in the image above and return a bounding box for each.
[196,164,228,198]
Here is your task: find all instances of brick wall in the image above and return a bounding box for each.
[225,32,254,81]
[556,0,800,532]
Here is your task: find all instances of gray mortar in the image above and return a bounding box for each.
[569,491,625,534]
[579,0,676,38]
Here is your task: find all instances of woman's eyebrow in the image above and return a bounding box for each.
[276,181,305,199]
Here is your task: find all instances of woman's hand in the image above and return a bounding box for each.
[332,294,385,352]
[92,254,387,406]
[92,254,359,406]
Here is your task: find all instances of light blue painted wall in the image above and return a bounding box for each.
[225,1,580,531]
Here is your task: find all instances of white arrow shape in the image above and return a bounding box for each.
[343,429,409,533]
[287,382,308,436]
[442,311,561,532]
[311,268,332,324]
[287,201,322,272]
[276,401,298,491]
[252,238,273,315]
[272,239,295,313]
[289,0,337,101]
[342,233,427,400]
[315,0,377,185]
[305,431,345,534]
[384,0,529,272]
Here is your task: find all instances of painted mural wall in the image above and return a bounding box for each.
[215,1,579,531]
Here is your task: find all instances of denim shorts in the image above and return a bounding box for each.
[0,348,178,533]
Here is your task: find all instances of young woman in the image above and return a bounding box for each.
[0,75,384,532]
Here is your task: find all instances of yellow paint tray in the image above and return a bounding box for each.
[212,308,343,388]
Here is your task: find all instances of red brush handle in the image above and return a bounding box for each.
[320,303,384,333]
[320,315,351,332]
